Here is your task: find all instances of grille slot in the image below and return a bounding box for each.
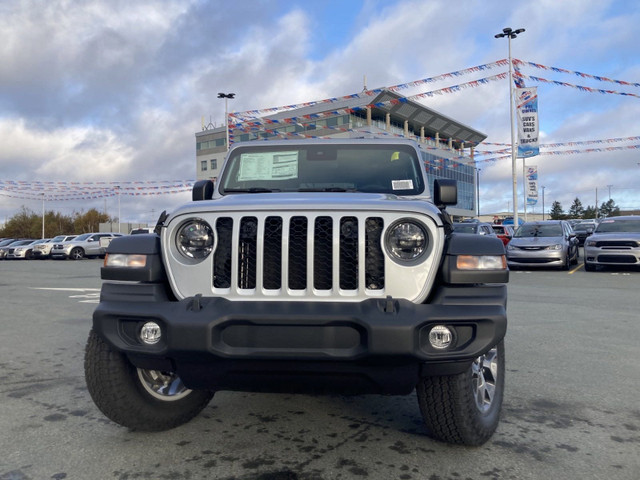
[314,216,333,290]
[238,217,258,289]
[212,214,386,295]
[288,216,308,290]
[596,240,639,248]
[213,217,233,288]
[365,218,384,289]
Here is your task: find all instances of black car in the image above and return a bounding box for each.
[572,222,596,246]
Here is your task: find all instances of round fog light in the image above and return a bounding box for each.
[140,322,161,345]
[429,325,453,350]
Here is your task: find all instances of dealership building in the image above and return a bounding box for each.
[195,90,486,217]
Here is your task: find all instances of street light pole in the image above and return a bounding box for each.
[41,193,45,239]
[116,186,121,233]
[217,93,236,152]
[542,185,546,221]
[476,167,481,218]
[495,27,525,227]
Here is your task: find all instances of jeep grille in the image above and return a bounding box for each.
[212,215,385,292]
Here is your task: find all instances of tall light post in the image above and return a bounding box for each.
[116,185,121,233]
[476,167,481,218]
[542,185,546,220]
[41,193,45,239]
[217,93,235,151]
[495,27,525,227]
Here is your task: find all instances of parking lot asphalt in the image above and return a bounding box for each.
[1,257,639,480]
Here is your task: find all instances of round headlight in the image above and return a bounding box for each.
[176,219,214,259]
[386,221,428,261]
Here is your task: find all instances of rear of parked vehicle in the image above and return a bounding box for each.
[491,225,514,246]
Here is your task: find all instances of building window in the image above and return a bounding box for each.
[210,159,217,170]
[201,160,207,171]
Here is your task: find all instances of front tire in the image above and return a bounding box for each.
[70,247,85,260]
[84,329,214,431]
[416,340,505,446]
[584,260,596,272]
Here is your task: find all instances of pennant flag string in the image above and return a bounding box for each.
[514,72,640,99]
[231,60,511,120]
[0,188,192,201]
[475,136,640,154]
[513,59,640,88]
[475,143,640,165]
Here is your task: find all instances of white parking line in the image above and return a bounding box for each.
[30,287,101,303]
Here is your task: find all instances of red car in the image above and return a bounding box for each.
[492,224,514,246]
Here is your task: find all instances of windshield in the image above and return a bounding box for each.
[595,219,640,233]
[51,235,67,242]
[219,144,425,195]
[453,224,478,234]
[515,224,563,238]
[74,234,91,241]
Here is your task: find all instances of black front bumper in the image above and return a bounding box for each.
[93,282,507,394]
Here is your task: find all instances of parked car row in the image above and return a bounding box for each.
[452,222,515,246]
[453,216,640,271]
[0,233,124,260]
[0,238,50,260]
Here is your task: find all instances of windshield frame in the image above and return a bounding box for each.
[218,143,426,196]
[514,223,564,238]
[595,219,640,234]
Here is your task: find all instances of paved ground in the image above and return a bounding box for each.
[1,258,639,480]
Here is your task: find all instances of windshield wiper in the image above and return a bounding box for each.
[224,187,281,193]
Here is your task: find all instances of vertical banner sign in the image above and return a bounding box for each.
[517,86,539,158]
[526,165,538,205]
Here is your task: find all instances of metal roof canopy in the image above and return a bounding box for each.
[262,89,487,147]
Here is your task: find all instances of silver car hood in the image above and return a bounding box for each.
[510,236,563,247]
[168,192,443,221]
[588,232,640,241]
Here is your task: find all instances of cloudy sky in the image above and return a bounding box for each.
[2,0,640,226]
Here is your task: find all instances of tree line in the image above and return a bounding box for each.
[0,207,114,239]
[548,197,620,220]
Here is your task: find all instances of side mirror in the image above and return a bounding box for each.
[192,179,214,201]
[433,179,457,207]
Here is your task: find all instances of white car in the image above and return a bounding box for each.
[584,216,640,271]
[6,239,47,260]
[32,235,77,259]
[51,233,123,260]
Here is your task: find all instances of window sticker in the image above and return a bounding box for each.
[237,152,299,181]
[392,179,413,190]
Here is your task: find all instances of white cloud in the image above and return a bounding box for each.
[1,0,640,224]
